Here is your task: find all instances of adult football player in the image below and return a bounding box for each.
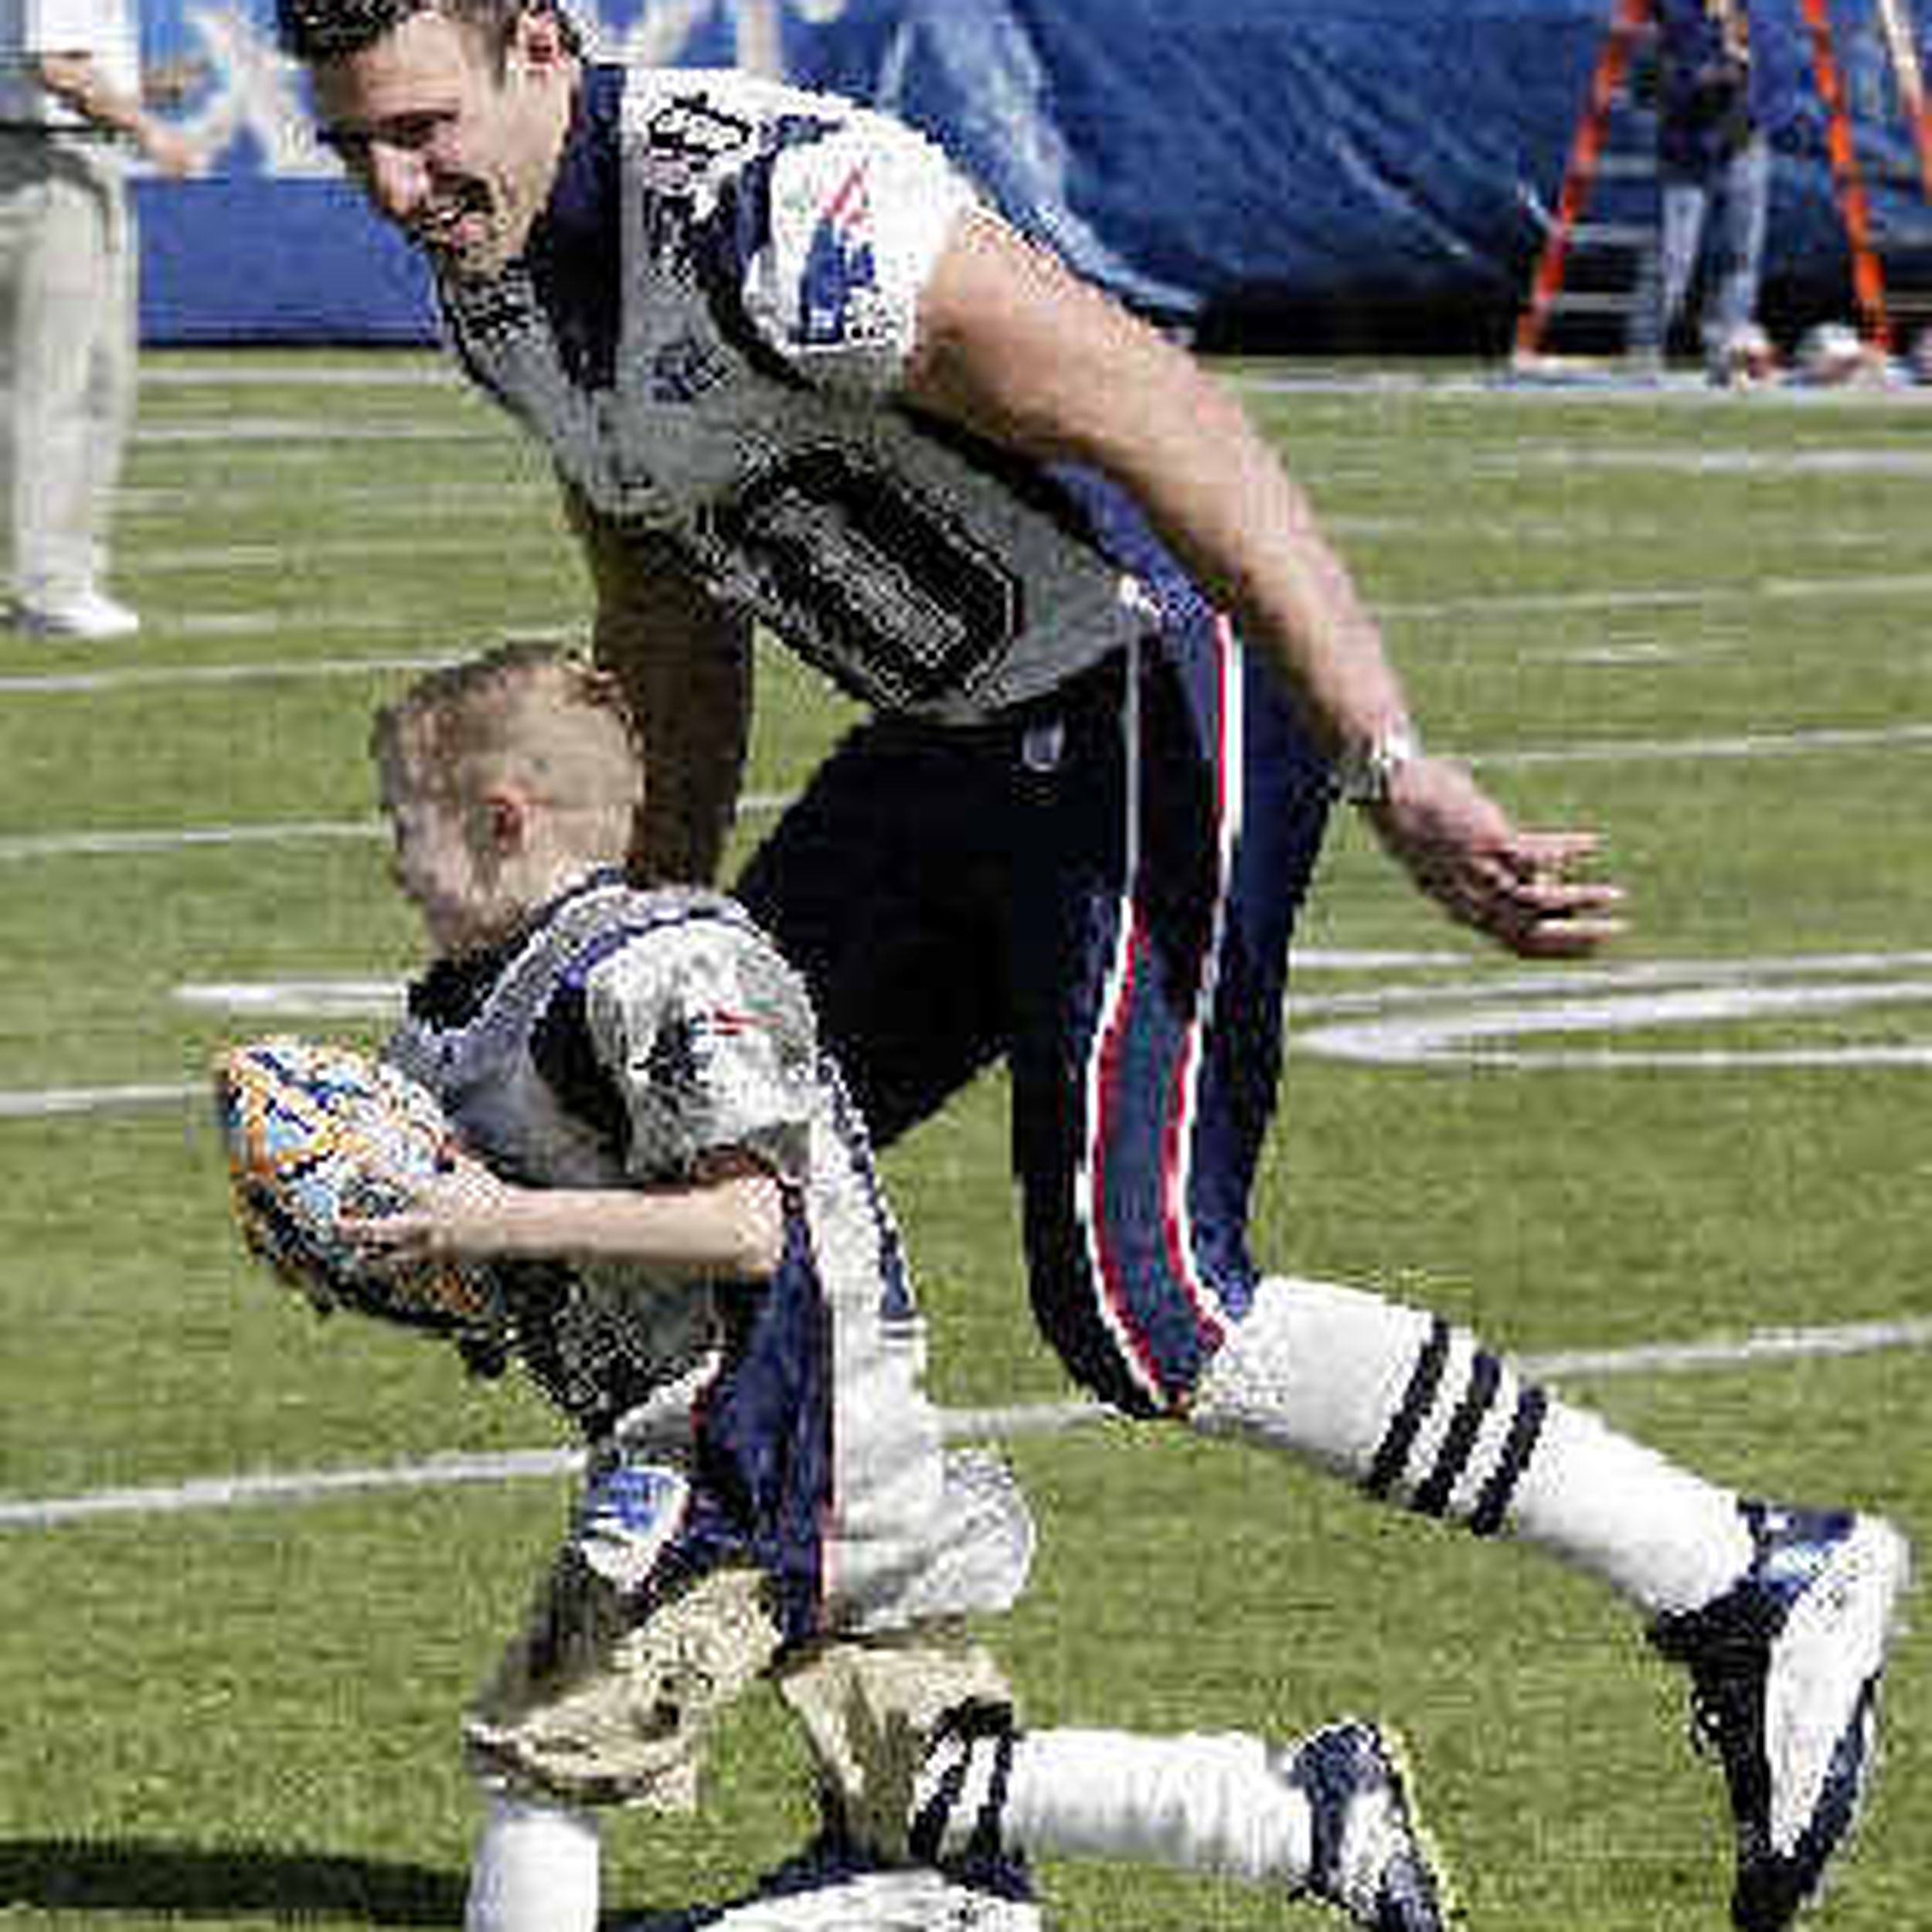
[278,6,1908,1927]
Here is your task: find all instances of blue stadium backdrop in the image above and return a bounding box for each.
[138,0,1930,345]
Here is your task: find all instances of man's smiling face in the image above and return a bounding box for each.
[311,6,575,281]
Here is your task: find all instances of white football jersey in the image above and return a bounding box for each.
[385,876,1030,1631]
[440,66,1151,723]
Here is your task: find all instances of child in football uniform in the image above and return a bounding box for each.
[349,642,1451,1932]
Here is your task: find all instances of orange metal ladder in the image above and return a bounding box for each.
[1514,0,1914,362]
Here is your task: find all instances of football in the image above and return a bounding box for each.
[213,1036,485,1331]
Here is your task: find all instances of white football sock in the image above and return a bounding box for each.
[915,1723,1311,1883]
[464,1794,600,1932]
[1191,1275,1753,1616]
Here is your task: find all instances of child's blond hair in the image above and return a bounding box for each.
[372,643,643,864]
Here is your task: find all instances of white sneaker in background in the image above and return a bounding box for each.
[11,588,141,641]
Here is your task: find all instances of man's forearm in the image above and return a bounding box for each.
[34,52,198,171]
[565,489,754,884]
[36,52,146,139]
[1098,358,1416,764]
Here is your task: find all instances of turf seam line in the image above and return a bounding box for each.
[4,1322,1930,1530]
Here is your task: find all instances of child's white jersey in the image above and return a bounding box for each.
[385,875,1029,1637]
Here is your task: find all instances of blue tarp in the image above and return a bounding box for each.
[134,0,1932,343]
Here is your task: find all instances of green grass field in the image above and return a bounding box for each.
[2,352,1928,1930]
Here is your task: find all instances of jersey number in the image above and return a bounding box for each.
[715,448,1025,708]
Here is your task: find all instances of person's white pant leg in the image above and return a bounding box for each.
[0,140,126,609]
[82,145,137,594]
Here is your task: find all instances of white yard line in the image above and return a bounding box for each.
[1381,572,1932,624]
[121,476,549,514]
[0,641,557,699]
[0,1081,205,1119]
[135,536,557,573]
[0,821,382,861]
[0,1450,580,1527]
[0,635,452,692]
[1473,721,1932,768]
[134,419,502,447]
[2,717,1923,859]
[5,1318,1930,1530]
[142,359,457,388]
[1521,1317,1932,1380]
[0,791,794,866]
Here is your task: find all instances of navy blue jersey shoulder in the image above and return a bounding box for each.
[409,928,519,1029]
[522,63,626,390]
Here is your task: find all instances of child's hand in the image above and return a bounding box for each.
[342,1151,520,1263]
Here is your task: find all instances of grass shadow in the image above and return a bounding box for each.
[0,1838,465,1923]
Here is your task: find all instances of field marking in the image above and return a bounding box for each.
[136,535,562,573]
[0,820,384,861]
[1496,444,1932,477]
[2,714,1925,852]
[0,642,457,696]
[0,1081,204,1119]
[5,1319,1929,1531]
[4,950,1927,1117]
[0,634,565,697]
[1294,954,1932,1069]
[1382,572,1932,624]
[144,359,459,389]
[1520,1317,1932,1379]
[0,1449,580,1527]
[0,791,793,864]
[122,475,551,514]
[134,418,503,447]
[1471,721,1932,769]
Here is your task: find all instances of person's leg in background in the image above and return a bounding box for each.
[0,141,138,638]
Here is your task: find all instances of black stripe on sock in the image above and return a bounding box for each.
[1413,1349,1504,1518]
[968,1727,1018,1866]
[908,1748,971,1865]
[911,1700,1017,1865]
[1470,1383,1549,1537]
[1366,1317,1452,1499]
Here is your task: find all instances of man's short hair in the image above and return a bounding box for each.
[276,0,571,64]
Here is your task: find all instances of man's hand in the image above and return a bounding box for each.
[1362,755,1626,960]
